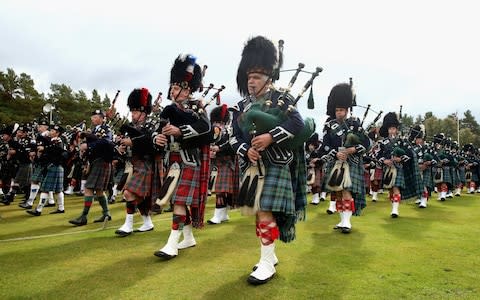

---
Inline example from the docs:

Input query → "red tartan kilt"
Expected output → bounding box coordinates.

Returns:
[169,153,200,207]
[313,168,324,188]
[124,158,153,197]
[372,167,383,181]
[364,170,371,187]
[214,157,235,194]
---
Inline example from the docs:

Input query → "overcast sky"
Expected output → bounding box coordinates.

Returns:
[2,0,479,128]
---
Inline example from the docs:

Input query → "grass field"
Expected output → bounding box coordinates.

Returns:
[1,191,479,300]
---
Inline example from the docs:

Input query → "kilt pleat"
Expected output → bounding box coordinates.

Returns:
[212,156,235,194]
[85,158,111,191]
[124,157,152,197]
[40,164,64,192]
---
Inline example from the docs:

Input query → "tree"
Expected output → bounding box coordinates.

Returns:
[0,68,22,100]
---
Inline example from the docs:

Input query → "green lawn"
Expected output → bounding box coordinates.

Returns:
[1,191,479,299]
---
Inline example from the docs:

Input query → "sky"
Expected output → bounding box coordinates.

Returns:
[1,0,480,129]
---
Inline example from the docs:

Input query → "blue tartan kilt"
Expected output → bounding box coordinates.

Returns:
[393,166,406,189]
[14,163,32,188]
[40,164,64,192]
[124,158,152,197]
[440,166,454,185]
[422,168,434,189]
[31,164,45,183]
[256,160,295,215]
[85,158,111,191]
[455,167,466,185]
[213,156,235,194]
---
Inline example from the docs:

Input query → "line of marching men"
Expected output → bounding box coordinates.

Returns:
[2,35,480,287]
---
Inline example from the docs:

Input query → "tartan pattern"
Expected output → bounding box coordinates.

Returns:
[456,167,466,184]
[401,155,424,200]
[124,157,152,197]
[40,164,64,192]
[212,155,236,194]
[422,167,434,189]
[30,163,45,183]
[372,167,383,181]
[168,153,200,207]
[312,167,324,189]
[256,159,295,216]
[85,158,112,191]
[151,154,164,201]
[112,166,125,184]
[14,163,32,188]
[440,166,454,185]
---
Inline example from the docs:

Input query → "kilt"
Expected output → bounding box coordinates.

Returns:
[371,167,383,181]
[401,156,424,200]
[113,166,126,184]
[213,155,235,194]
[169,153,200,207]
[455,167,466,185]
[124,157,152,197]
[363,170,371,189]
[422,168,434,189]
[312,167,324,189]
[40,164,64,192]
[31,163,45,183]
[384,164,405,189]
[440,166,454,185]
[151,154,165,201]
[14,163,32,188]
[85,158,111,191]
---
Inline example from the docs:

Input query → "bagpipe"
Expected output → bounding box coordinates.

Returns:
[237,62,321,150]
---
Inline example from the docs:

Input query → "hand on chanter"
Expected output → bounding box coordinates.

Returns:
[251,133,273,152]
[247,147,261,163]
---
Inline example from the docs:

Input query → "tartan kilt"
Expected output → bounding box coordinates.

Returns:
[213,156,235,194]
[256,159,295,215]
[31,163,45,183]
[113,166,126,184]
[85,158,111,191]
[312,167,324,189]
[441,166,454,185]
[169,153,200,207]
[422,168,434,189]
[325,159,365,195]
[14,163,32,188]
[124,157,152,197]
[40,164,64,192]
[364,170,371,188]
[151,154,165,201]
[455,167,466,185]
[371,167,383,181]
[401,157,424,200]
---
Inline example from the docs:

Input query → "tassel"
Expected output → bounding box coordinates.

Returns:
[307,85,314,109]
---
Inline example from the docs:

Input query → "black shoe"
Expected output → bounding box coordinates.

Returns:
[153,251,176,260]
[27,209,41,216]
[115,229,132,237]
[319,197,326,202]
[326,209,335,215]
[0,194,12,205]
[93,214,112,223]
[247,274,274,285]
[50,209,65,214]
[69,215,87,226]
[45,203,56,207]
[391,213,398,218]
[333,225,344,230]
[341,227,352,234]
[19,202,32,209]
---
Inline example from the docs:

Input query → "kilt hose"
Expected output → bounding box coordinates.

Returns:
[40,164,64,193]
[124,157,153,198]
[85,158,111,191]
